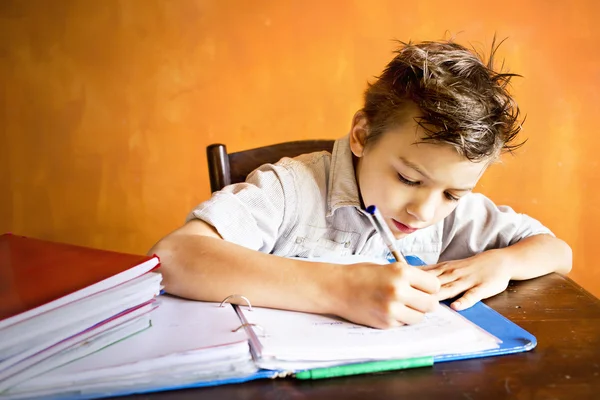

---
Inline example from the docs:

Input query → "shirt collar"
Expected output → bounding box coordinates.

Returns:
[326,134,363,217]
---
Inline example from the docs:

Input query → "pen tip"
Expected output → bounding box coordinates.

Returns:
[366,205,376,215]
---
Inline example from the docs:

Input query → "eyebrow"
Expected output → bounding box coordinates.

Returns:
[399,157,474,192]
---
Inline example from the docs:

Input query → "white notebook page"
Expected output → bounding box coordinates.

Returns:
[243,303,499,370]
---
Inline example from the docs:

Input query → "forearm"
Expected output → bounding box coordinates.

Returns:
[149,232,341,315]
[493,234,572,280]
[149,220,441,328]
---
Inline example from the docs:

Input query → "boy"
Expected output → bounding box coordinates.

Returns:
[149,39,572,329]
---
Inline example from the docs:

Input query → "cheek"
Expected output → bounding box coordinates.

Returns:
[356,160,394,201]
[373,183,412,213]
[360,177,400,208]
[433,202,460,222]
[359,180,384,207]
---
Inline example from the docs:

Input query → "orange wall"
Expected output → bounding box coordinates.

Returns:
[1,0,599,297]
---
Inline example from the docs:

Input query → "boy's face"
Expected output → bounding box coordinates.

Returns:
[350,107,489,239]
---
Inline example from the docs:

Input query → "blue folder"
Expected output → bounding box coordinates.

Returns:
[23,255,536,399]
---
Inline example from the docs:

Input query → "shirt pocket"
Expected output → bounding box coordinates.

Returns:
[292,225,360,258]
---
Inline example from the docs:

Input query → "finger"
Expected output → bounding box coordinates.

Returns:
[436,279,473,301]
[367,315,403,330]
[403,266,441,294]
[451,286,484,311]
[420,263,445,275]
[437,269,462,286]
[424,268,445,277]
[399,286,439,314]
[389,302,427,325]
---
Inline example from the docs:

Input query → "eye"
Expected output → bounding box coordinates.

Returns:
[397,173,420,186]
[444,192,460,202]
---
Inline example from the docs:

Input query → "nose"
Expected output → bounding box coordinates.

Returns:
[406,191,438,223]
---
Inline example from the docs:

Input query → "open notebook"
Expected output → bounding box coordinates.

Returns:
[3,256,537,399]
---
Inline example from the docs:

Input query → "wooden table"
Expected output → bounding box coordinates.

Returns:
[120,274,600,400]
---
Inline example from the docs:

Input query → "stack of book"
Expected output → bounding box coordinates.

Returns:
[0,234,162,393]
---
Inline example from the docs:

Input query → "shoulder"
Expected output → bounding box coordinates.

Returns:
[247,150,332,190]
[273,150,332,176]
[440,191,552,259]
[455,192,498,208]
[441,192,502,248]
[451,192,516,221]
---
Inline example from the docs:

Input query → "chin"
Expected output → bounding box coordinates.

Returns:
[393,231,411,240]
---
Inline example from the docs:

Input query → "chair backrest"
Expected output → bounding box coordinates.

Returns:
[207,140,335,192]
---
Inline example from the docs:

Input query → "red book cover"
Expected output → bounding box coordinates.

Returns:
[0,234,160,324]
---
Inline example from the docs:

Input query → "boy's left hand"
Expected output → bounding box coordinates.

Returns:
[421,250,512,311]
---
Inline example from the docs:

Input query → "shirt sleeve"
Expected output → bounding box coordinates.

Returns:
[439,193,554,262]
[186,163,294,253]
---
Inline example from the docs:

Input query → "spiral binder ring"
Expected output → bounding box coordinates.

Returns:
[219,294,253,311]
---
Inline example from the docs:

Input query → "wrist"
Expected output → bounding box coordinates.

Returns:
[288,258,347,316]
[477,248,517,280]
[314,262,350,317]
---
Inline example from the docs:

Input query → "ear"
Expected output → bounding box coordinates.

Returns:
[349,111,369,158]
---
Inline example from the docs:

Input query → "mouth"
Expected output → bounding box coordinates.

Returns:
[391,219,419,234]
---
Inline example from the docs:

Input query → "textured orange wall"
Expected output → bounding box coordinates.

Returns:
[1,0,599,297]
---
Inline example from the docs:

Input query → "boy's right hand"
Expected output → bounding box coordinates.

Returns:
[332,262,440,329]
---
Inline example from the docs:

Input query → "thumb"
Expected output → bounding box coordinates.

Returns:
[451,286,483,311]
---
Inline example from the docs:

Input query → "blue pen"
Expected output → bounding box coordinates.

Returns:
[365,205,407,264]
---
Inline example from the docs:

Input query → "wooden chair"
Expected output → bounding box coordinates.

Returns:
[207,140,335,192]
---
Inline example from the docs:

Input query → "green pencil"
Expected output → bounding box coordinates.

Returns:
[294,356,434,380]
